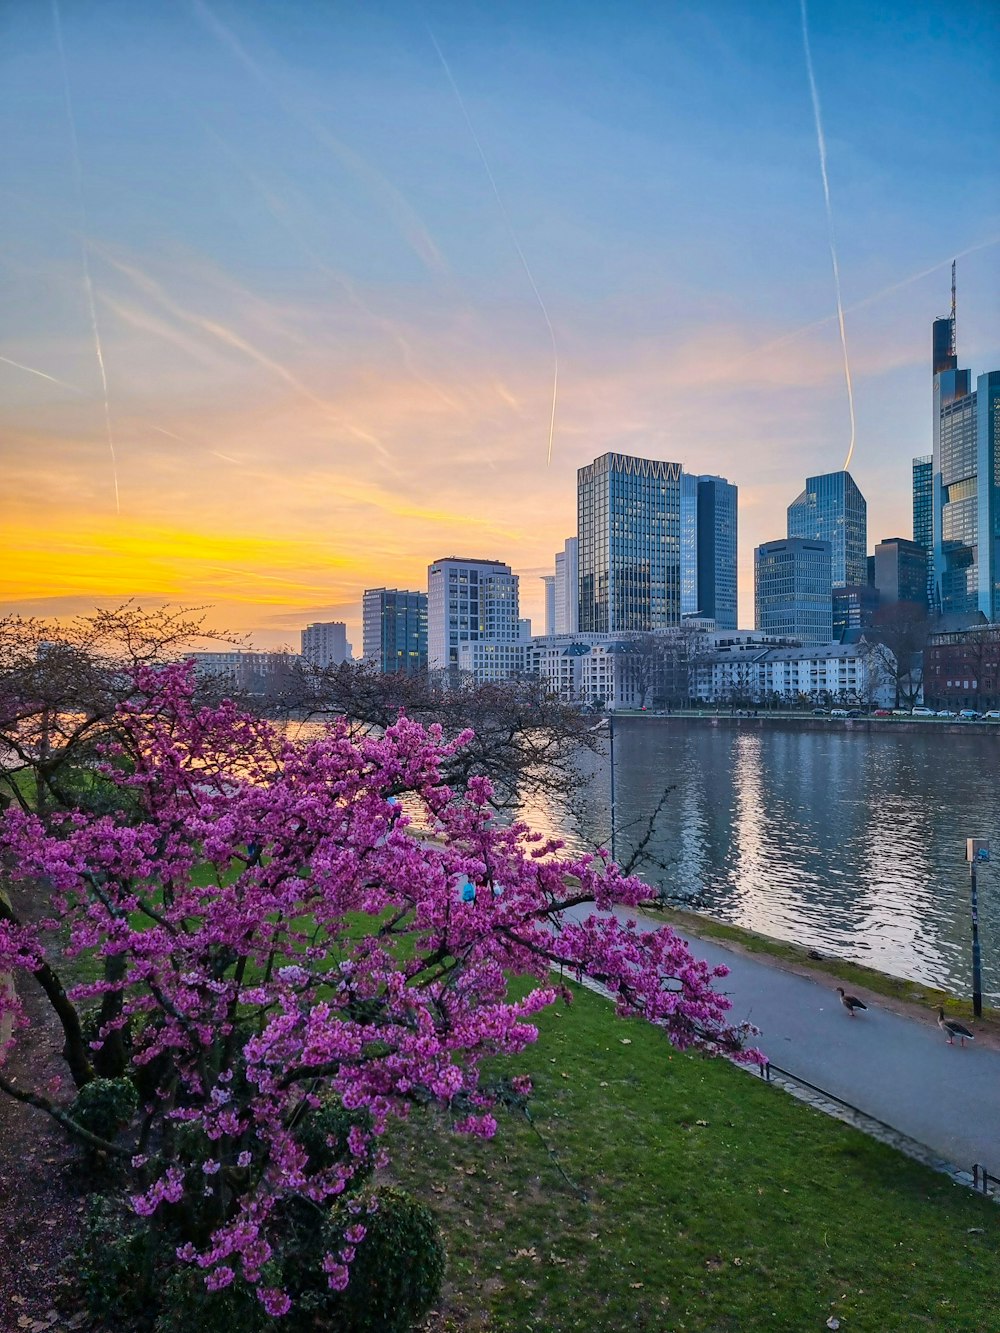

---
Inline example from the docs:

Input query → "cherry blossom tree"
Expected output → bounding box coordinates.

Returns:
[0,661,758,1317]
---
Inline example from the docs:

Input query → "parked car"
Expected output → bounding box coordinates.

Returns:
[873,708,892,718]
[811,708,827,716]
[911,706,936,717]
[959,709,979,720]
[936,709,957,718]
[891,709,910,716]
[830,708,849,718]
[984,710,1000,720]
[847,709,863,718]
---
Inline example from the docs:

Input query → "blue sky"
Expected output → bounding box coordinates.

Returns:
[2,0,998,644]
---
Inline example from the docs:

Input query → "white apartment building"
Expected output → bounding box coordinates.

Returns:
[554,537,579,635]
[300,622,352,669]
[692,641,894,707]
[427,557,519,673]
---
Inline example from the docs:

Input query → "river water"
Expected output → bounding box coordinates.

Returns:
[518,719,1000,1002]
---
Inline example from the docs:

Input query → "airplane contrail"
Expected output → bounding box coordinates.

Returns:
[0,353,85,393]
[426,25,560,465]
[52,0,120,513]
[800,0,855,473]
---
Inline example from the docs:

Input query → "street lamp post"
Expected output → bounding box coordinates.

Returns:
[609,711,616,864]
[966,838,990,1018]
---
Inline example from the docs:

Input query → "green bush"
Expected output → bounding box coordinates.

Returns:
[294,1186,446,1333]
[76,1194,157,1324]
[153,1268,272,1333]
[70,1075,139,1144]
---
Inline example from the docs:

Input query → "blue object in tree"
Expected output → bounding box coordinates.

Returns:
[459,880,476,903]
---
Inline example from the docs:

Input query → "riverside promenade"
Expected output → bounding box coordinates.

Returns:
[573,905,1000,1179]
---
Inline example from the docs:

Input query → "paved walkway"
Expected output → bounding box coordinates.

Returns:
[572,906,1000,1176]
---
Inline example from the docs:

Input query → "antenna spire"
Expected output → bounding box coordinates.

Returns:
[950,259,956,356]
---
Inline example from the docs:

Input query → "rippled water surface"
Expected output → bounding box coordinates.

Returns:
[519,719,1000,1001]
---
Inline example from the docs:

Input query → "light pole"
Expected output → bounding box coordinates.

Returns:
[609,711,616,864]
[966,838,990,1018]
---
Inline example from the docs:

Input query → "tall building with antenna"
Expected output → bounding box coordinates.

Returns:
[931,266,1000,619]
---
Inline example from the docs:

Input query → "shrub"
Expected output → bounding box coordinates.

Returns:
[76,1194,157,1324]
[302,1186,446,1333]
[70,1076,139,1144]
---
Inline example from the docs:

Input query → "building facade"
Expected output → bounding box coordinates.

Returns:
[541,575,556,636]
[755,538,833,643]
[427,557,519,673]
[924,625,1000,711]
[553,537,579,635]
[691,642,893,709]
[874,538,928,607]
[362,588,427,675]
[832,584,879,640]
[912,454,933,607]
[578,452,683,634]
[300,622,351,669]
[787,470,867,588]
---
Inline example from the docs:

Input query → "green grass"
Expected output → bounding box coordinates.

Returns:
[387,982,998,1333]
[643,904,1000,1029]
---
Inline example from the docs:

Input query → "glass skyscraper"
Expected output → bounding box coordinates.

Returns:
[755,538,833,643]
[787,471,867,588]
[362,589,427,675]
[577,452,682,633]
[695,475,738,629]
[912,454,933,608]
[933,361,1000,620]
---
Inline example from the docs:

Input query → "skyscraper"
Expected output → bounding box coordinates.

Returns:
[577,452,682,634]
[932,302,1000,619]
[695,475,738,629]
[362,588,427,675]
[553,537,579,635]
[912,454,933,608]
[427,557,519,672]
[540,575,556,636]
[874,538,928,607]
[787,471,867,588]
[755,538,833,643]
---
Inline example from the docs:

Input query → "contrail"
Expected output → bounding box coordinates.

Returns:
[801,0,855,473]
[426,25,560,465]
[52,0,120,512]
[0,353,85,393]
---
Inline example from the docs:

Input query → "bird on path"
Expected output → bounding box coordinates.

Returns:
[835,987,867,1018]
[938,1008,974,1047]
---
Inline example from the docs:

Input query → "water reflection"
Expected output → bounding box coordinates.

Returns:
[519,720,1000,1000]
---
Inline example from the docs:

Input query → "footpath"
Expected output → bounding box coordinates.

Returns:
[574,905,1000,1182]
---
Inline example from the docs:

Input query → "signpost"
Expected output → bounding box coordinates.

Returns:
[966,838,990,1018]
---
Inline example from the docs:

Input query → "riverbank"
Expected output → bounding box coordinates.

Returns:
[642,901,1000,1040]
[614,710,1000,737]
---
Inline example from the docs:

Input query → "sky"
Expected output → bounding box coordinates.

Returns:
[2,0,998,650]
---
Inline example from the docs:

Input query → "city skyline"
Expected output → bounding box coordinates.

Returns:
[2,1,998,649]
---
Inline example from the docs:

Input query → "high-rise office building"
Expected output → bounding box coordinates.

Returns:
[540,575,556,636]
[301,621,351,668]
[427,557,519,673]
[912,454,933,608]
[755,538,833,643]
[553,537,579,635]
[577,452,683,634]
[787,471,867,588]
[695,475,738,629]
[931,285,1000,619]
[874,538,928,607]
[680,474,738,628]
[362,589,427,675]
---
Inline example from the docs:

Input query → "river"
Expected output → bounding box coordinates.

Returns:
[518,718,1000,1002]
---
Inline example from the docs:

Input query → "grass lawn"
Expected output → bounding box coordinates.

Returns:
[388,982,998,1333]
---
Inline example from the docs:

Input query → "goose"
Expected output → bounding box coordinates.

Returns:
[938,1008,974,1047]
[835,987,867,1017]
